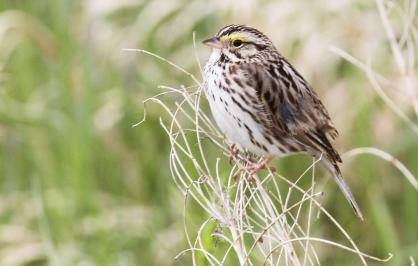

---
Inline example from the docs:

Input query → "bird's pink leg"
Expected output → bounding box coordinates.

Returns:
[228,143,239,163]
[244,156,274,175]
[228,147,275,177]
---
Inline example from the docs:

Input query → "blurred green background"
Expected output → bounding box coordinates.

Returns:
[0,0,417,265]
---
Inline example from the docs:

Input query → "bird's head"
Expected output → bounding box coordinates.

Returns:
[202,24,274,63]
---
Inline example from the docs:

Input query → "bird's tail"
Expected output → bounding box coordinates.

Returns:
[319,155,364,221]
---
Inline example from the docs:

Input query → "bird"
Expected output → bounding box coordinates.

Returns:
[202,24,363,220]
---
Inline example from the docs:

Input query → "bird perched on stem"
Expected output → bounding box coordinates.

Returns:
[202,24,363,220]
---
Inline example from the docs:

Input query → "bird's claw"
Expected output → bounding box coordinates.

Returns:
[234,156,274,177]
[244,159,269,175]
[228,144,239,164]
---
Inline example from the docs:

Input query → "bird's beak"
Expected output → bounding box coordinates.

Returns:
[202,37,223,49]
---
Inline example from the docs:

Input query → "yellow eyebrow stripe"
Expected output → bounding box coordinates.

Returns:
[220,34,248,43]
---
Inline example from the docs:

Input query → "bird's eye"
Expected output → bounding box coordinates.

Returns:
[232,39,243,47]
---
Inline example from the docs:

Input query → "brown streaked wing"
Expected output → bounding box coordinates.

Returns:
[239,63,341,161]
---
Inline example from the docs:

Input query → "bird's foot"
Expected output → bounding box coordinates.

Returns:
[243,156,274,175]
[228,144,239,163]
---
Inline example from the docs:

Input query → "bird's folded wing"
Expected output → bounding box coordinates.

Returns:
[240,62,341,162]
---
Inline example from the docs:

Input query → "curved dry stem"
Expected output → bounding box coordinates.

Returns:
[122,48,201,85]
[344,147,418,190]
[263,237,393,265]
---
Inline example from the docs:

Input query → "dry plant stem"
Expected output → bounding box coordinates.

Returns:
[376,0,406,73]
[237,165,308,264]
[332,0,418,127]
[264,186,321,265]
[182,189,197,265]
[263,237,393,265]
[303,159,316,266]
[162,103,220,216]
[366,61,418,133]
[168,93,252,264]
[328,46,390,86]
[194,87,213,180]
[329,47,418,133]
[193,31,204,79]
[344,147,418,190]
[397,0,416,49]
[243,191,323,264]
[272,171,370,266]
[251,175,301,265]
[410,256,416,266]
[222,156,296,263]
[122,48,201,85]
[195,218,219,265]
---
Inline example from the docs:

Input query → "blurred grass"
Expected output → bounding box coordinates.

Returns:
[0,0,417,265]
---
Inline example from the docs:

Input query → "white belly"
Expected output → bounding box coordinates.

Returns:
[204,57,283,156]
